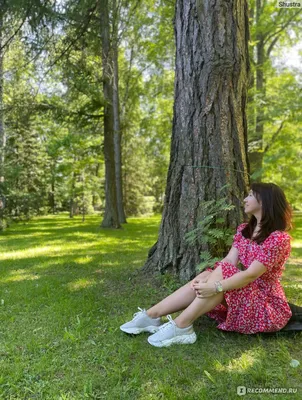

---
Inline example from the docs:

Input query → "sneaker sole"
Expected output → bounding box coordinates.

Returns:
[147,332,197,347]
[120,325,161,335]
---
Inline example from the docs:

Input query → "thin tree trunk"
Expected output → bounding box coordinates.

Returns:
[143,0,250,281]
[247,3,256,164]
[249,0,264,180]
[100,0,120,229]
[92,163,100,208]
[70,170,76,218]
[50,167,55,214]
[112,0,126,224]
[0,8,6,230]
[82,171,85,222]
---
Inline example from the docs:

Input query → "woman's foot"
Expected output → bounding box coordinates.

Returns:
[120,307,163,334]
[147,315,197,347]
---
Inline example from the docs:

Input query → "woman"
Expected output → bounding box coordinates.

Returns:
[120,183,293,347]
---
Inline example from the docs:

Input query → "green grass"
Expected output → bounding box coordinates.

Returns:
[0,212,301,399]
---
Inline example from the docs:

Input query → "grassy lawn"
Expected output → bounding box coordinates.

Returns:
[0,213,301,399]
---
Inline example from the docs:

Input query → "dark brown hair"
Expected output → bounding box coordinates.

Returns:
[241,183,293,244]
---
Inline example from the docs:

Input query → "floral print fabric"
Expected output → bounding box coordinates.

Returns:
[205,223,292,334]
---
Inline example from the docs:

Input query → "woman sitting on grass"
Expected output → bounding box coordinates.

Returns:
[120,183,294,347]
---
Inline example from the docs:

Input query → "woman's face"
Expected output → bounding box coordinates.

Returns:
[243,190,262,215]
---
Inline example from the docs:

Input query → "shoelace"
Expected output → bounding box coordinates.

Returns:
[132,307,146,320]
[156,314,176,332]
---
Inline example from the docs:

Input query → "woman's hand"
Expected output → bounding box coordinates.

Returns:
[192,281,217,298]
[190,270,211,290]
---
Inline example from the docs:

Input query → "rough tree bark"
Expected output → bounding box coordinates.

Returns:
[69,168,76,218]
[112,0,126,224]
[50,164,56,214]
[143,0,250,281]
[0,5,6,230]
[100,0,120,229]
[248,0,264,180]
[0,10,4,182]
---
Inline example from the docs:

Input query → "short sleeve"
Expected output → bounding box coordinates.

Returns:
[255,231,291,270]
[232,223,248,249]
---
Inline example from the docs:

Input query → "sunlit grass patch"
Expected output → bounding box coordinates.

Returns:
[67,278,97,291]
[0,269,40,283]
[221,349,260,372]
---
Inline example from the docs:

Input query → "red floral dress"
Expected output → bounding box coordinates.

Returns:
[206,223,292,334]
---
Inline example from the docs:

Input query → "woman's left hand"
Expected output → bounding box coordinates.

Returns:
[192,281,216,298]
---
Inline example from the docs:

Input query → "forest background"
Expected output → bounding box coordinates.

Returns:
[0,0,301,226]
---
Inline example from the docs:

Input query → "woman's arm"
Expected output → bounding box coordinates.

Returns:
[192,260,267,297]
[220,246,239,267]
[191,247,240,292]
[221,260,267,291]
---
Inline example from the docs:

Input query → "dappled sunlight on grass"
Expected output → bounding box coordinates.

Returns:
[0,269,40,283]
[287,259,302,266]
[215,349,260,372]
[74,256,94,264]
[0,232,53,239]
[67,278,97,292]
[0,242,100,261]
[284,283,302,289]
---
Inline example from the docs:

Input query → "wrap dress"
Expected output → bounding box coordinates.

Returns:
[206,223,292,334]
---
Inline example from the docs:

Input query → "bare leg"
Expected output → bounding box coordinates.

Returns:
[174,266,225,328]
[147,271,213,319]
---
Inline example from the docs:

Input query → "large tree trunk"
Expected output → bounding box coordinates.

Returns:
[100,0,120,229]
[112,0,126,224]
[143,0,250,281]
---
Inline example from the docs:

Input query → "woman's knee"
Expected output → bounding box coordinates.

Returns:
[206,265,223,282]
[196,270,212,279]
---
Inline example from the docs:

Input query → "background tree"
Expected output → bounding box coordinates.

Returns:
[0,1,5,228]
[248,0,301,179]
[100,0,120,228]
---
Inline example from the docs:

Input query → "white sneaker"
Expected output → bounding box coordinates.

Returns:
[120,307,163,334]
[147,315,197,347]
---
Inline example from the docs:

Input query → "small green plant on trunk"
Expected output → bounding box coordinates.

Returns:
[185,189,235,271]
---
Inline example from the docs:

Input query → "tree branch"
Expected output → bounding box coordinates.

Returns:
[44,4,98,74]
[117,0,142,44]
[264,120,286,153]
[263,10,301,47]
[37,102,104,119]
[266,35,279,58]
[3,102,103,120]
[3,31,57,77]
[0,7,32,51]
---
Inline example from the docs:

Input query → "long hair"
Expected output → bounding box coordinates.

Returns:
[241,183,293,244]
